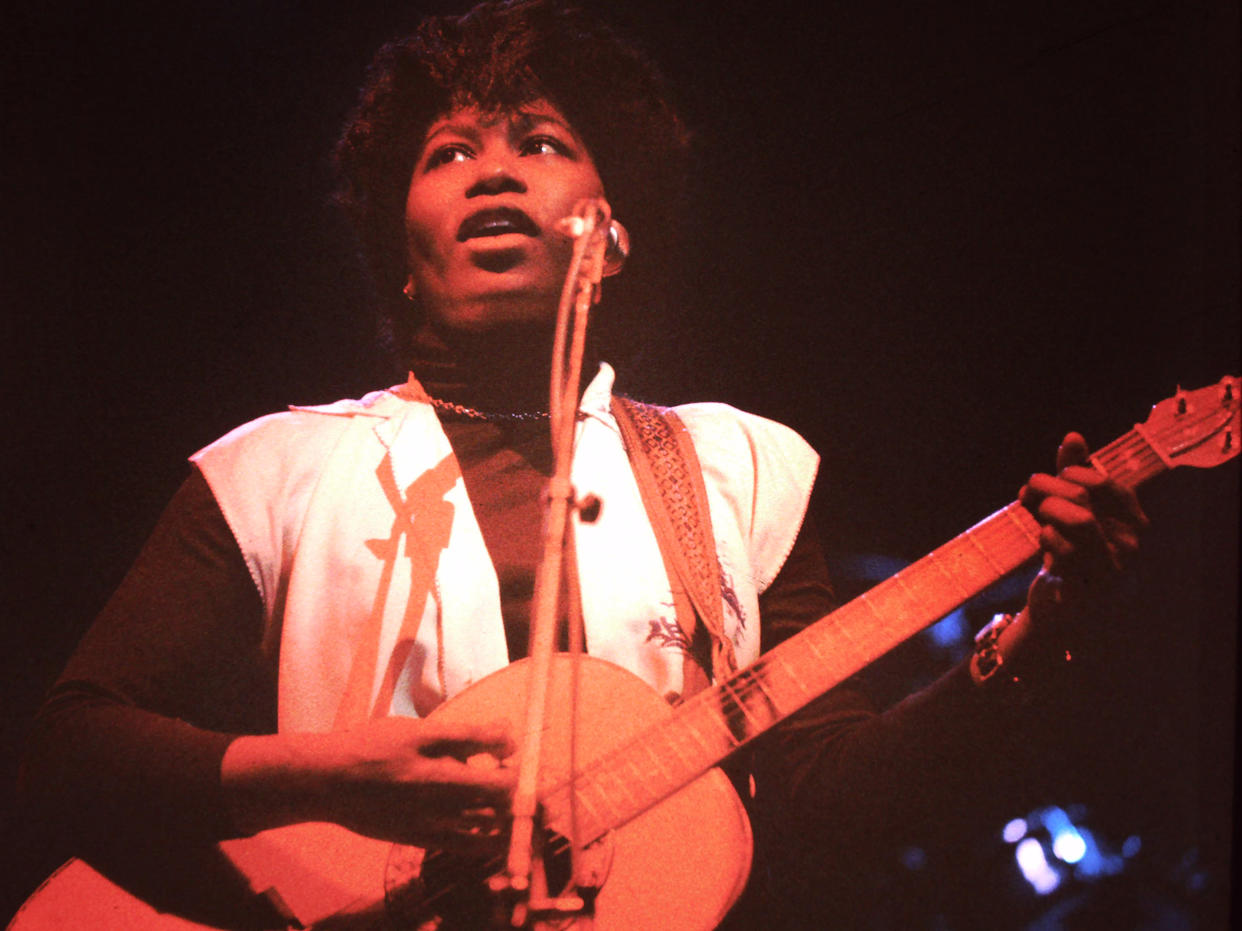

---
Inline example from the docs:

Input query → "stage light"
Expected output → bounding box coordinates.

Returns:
[1015,837,1061,895]
[1002,817,1028,843]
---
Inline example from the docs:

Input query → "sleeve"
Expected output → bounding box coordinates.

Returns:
[18,467,274,852]
[729,495,1062,928]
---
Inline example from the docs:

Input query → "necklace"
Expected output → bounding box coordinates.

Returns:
[428,396,549,422]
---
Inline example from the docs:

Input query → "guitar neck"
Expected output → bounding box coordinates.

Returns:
[546,423,1173,841]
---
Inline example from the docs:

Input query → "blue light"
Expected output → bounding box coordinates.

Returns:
[926,609,968,648]
[900,846,927,870]
[1002,817,1028,843]
[1052,826,1087,864]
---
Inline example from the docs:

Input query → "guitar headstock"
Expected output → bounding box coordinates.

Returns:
[1140,376,1240,470]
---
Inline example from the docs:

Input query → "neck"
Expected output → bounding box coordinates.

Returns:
[409,321,595,415]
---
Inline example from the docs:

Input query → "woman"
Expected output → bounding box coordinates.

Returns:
[18,2,1146,927]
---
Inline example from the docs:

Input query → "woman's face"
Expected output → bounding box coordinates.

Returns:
[404,99,605,333]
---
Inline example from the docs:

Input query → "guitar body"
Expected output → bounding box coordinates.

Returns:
[9,656,753,931]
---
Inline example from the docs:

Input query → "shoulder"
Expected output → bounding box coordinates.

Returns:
[190,387,408,473]
[669,402,820,590]
[672,400,815,449]
[189,386,420,531]
[186,387,419,604]
[672,401,819,483]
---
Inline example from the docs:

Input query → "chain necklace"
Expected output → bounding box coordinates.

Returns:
[428,396,549,422]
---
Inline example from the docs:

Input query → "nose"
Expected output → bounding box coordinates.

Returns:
[466,161,527,198]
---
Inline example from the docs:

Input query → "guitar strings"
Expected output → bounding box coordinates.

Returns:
[534,396,1237,842]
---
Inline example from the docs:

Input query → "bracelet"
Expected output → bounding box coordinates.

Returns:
[969,612,1016,686]
[969,610,1076,691]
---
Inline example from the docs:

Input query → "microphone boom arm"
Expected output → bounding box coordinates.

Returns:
[500,198,614,928]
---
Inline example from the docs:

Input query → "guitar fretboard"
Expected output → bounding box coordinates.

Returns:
[543,421,1175,842]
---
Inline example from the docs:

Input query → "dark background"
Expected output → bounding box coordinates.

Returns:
[4,0,1238,926]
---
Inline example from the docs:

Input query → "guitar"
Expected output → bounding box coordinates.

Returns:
[10,377,1239,931]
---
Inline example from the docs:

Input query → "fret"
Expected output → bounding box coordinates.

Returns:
[769,653,813,698]
[967,516,1015,563]
[635,739,672,784]
[594,766,641,818]
[891,571,940,624]
[671,695,736,758]
[750,660,799,710]
[621,758,662,805]
[789,630,849,690]
[719,679,764,735]
[697,695,745,749]
[678,722,717,763]
[557,785,606,844]
[855,587,915,644]
[739,667,783,718]
[962,525,1010,576]
[565,742,676,836]
[659,729,699,771]
[801,632,827,660]
[1000,502,1042,549]
[690,705,735,759]
[924,547,975,600]
[856,590,886,626]
[571,809,606,846]
[816,613,871,669]
[570,775,616,828]
[933,537,993,585]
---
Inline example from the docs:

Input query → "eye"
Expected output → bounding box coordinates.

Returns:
[424,143,473,169]
[521,135,571,157]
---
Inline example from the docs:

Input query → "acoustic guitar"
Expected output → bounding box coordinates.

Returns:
[10,377,1239,931]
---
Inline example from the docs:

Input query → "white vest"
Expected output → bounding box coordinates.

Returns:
[192,365,818,733]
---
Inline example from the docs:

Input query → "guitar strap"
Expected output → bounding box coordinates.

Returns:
[611,397,737,696]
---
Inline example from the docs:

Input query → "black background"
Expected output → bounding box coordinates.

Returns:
[4,0,1238,925]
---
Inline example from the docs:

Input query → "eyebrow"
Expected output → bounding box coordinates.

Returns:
[509,110,573,136]
[421,121,481,149]
[421,109,577,150]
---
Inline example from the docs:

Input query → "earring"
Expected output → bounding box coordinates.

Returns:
[402,277,417,302]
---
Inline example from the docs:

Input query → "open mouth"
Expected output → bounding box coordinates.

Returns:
[457,207,540,242]
[472,247,525,273]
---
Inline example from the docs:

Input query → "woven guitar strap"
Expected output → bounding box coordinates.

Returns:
[611,397,737,694]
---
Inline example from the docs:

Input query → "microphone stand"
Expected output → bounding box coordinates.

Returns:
[495,198,612,929]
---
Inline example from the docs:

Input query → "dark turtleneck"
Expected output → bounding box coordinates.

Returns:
[409,320,598,418]
[409,321,594,658]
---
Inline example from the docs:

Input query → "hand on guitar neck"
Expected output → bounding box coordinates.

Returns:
[991,431,1150,683]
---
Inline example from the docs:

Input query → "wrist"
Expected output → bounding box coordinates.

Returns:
[969,611,1018,687]
[969,607,1073,692]
[221,732,337,835]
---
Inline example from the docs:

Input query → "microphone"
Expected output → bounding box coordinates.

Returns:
[602,219,629,277]
[558,202,629,277]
